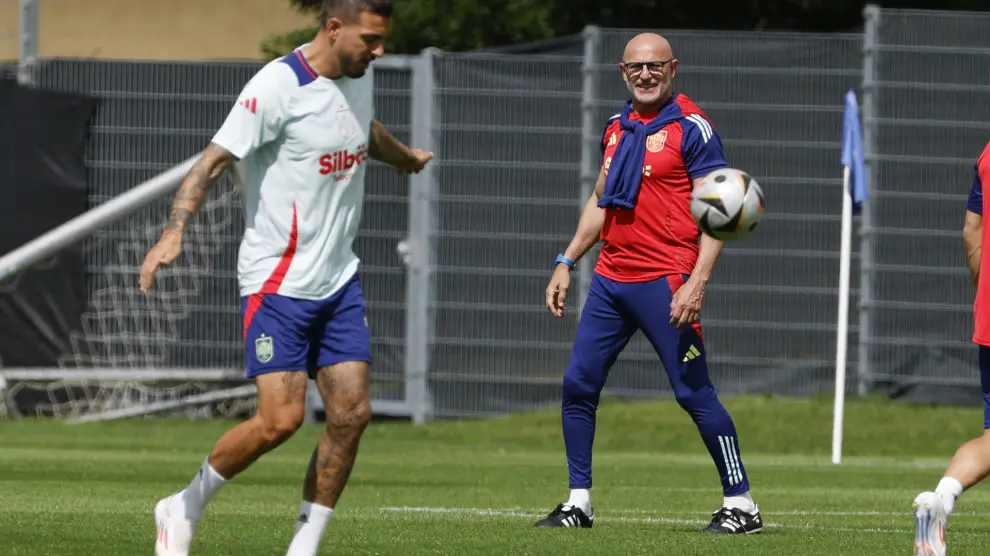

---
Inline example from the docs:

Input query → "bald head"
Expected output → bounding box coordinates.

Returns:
[619,33,678,111]
[622,33,673,63]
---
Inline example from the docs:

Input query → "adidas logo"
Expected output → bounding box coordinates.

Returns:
[239,97,258,114]
[682,344,701,362]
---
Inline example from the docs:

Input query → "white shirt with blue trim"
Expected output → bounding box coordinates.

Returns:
[212,45,375,300]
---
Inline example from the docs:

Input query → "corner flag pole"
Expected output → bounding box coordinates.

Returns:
[833,89,868,465]
[833,164,853,465]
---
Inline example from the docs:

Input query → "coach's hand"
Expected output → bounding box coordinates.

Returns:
[670,278,705,329]
[139,231,183,293]
[546,265,571,318]
[395,149,434,175]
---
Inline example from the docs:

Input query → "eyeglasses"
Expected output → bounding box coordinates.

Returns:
[621,60,672,75]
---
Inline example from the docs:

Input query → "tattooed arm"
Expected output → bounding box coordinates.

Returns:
[164,144,234,232]
[139,144,234,292]
[368,119,433,174]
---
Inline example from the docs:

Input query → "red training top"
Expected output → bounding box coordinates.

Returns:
[968,140,990,345]
[595,93,728,283]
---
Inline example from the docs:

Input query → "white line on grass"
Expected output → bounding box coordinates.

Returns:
[605,508,990,518]
[472,452,956,471]
[378,506,985,536]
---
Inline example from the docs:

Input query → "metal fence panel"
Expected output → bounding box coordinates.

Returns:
[865,8,990,389]
[425,52,586,416]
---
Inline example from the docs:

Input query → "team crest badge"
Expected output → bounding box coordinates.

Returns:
[255,334,274,363]
[646,130,667,153]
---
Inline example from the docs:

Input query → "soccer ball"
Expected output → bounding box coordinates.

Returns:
[690,168,765,242]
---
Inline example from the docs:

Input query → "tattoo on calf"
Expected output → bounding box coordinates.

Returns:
[314,428,359,506]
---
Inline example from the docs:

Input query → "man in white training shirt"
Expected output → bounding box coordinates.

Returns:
[138,1,432,555]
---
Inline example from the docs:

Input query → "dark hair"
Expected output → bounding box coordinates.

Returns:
[289,0,392,26]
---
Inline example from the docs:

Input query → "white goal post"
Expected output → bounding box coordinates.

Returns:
[0,367,413,423]
[0,156,197,281]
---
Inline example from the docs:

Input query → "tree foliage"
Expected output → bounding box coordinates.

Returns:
[261,0,554,60]
[261,26,321,61]
[261,0,990,59]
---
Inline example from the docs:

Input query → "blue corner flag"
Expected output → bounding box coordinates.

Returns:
[842,89,868,214]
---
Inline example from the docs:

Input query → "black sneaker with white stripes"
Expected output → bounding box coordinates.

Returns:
[700,506,763,534]
[534,503,594,528]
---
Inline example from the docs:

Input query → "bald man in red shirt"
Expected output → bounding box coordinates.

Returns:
[536,33,762,534]
[912,139,990,556]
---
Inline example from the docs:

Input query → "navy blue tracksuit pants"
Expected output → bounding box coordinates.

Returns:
[562,272,751,496]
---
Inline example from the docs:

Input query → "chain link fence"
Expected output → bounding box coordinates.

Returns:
[861,8,990,400]
[425,52,585,415]
[2,6,987,420]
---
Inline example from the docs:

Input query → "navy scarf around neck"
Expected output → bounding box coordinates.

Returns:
[598,94,685,210]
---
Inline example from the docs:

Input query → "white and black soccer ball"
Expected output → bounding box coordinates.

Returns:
[690,168,765,242]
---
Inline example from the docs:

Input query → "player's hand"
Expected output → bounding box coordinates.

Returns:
[546,265,571,318]
[670,277,705,329]
[395,149,434,175]
[139,231,183,293]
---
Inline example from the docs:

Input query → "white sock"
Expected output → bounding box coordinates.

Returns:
[175,457,227,521]
[566,489,591,514]
[723,491,757,513]
[936,476,964,515]
[286,501,334,556]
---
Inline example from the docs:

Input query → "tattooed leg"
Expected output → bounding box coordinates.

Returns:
[207,371,309,479]
[285,363,370,555]
[303,361,373,508]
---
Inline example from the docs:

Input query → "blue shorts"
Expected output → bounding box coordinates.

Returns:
[981,346,990,429]
[241,274,371,379]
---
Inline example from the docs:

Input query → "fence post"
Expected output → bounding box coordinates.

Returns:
[405,47,438,424]
[17,0,38,85]
[577,25,601,317]
[858,4,881,397]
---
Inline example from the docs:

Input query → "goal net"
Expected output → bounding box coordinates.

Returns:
[0,173,259,421]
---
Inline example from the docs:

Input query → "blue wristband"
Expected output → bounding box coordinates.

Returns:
[555,253,575,269]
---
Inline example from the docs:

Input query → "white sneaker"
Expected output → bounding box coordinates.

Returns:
[155,494,196,556]
[913,491,947,556]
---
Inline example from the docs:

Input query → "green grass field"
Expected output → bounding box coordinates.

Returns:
[2,395,988,555]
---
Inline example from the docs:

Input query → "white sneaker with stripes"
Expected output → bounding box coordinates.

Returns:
[913,491,947,556]
[154,494,197,556]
